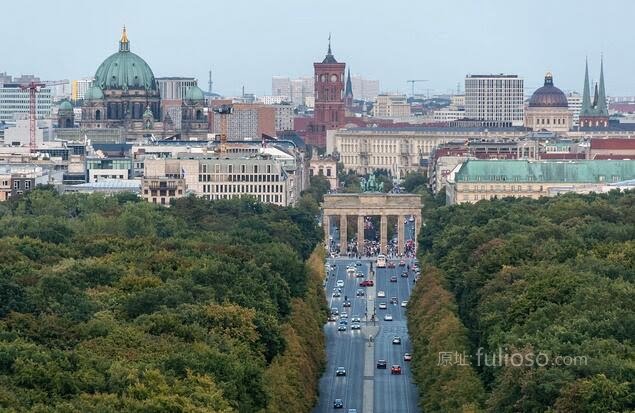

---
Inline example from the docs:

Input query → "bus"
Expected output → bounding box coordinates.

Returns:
[376,254,387,268]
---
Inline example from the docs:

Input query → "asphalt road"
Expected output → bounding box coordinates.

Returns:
[314,221,420,413]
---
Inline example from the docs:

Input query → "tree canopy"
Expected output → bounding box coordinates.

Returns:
[0,189,326,412]
[410,190,635,412]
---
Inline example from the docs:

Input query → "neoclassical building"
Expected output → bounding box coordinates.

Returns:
[524,73,572,132]
[81,28,208,140]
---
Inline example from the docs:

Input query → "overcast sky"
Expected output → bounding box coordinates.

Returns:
[2,0,634,97]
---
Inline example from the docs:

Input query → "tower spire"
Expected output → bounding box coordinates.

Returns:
[580,57,591,116]
[345,68,353,97]
[119,26,130,52]
[328,32,332,55]
[597,54,608,115]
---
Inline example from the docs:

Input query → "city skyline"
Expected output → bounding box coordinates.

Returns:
[2,0,635,97]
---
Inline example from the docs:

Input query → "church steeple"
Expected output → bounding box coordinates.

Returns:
[119,26,130,52]
[597,55,608,116]
[345,68,353,98]
[580,58,591,116]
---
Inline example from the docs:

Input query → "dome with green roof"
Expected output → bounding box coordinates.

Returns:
[84,85,104,101]
[93,27,157,92]
[185,85,205,102]
[59,100,73,111]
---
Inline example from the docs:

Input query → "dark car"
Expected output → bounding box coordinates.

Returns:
[355,261,362,266]
[334,398,344,408]
[356,289,365,297]
[390,275,398,282]
[342,300,352,307]
[401,271,409,278]
[376,360,387,369]
[335,367,346,376]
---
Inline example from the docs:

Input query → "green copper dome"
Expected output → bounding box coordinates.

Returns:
[93,27,157,92]
[84,85,104,100]
[59,100,73,111]
[185,85,205,102]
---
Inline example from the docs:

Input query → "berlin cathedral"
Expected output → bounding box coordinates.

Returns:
[80,28,209,140]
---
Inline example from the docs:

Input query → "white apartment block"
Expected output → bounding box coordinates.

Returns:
[272,76,291,99]
[259,95,288,105]
[567,92,582,126]
[372,94,411,119]
[71,78,93,101]
[465,74,524,127]
[0,84,52,122]
[272,76,314,107]
[351,76,380,101]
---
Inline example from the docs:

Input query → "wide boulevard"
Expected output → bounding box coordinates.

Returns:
[313,224,420,413]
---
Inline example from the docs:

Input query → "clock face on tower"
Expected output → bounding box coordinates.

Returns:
[321,74,327,82]
[330,74,338,82]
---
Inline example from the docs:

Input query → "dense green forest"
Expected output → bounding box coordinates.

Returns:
[0,189,327,412]
[409,190,634,412]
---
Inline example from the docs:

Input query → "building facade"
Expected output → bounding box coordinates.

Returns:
[446,159,635,205]
[143,156,291,206]
[372,94,410,119]
[329,126,528,177]
[0,83,52,122]
[273,103,294,132]
[351,75,380,102]
[209,102,275,141]
[465,74,524,127]
[157,77,198,100]
[309,157,338,190]
[524,73,572,132]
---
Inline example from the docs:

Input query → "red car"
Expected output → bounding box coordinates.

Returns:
[359,279,374,287]
[391,365,402,375]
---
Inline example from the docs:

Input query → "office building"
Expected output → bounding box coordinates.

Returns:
[272,76,291,99]
[567,92,582,126]
[156,77,198,100]
[351,75,380,102]
[465,74,524,127]
[0,83,52,122]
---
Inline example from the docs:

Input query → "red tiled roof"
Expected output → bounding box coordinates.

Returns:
[590,138,635,149]
[541,153,586,159]
[593,154,634,160]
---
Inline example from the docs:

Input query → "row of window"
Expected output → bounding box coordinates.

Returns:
[200,164,273,174]
[201,183,283,194]
[198,173,280,183]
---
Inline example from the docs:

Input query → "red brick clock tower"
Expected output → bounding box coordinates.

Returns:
[309,36,346,147]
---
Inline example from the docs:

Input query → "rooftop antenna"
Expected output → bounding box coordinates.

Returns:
[208,69,213,94]
[242,85,245,97]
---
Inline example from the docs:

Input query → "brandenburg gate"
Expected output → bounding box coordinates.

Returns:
[322,194,422,254]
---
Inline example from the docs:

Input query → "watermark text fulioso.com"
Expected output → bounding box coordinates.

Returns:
[438,348,588,367]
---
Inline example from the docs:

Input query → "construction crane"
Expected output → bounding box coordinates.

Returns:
[213,104,233,155]
[406,79,428,97]
[19,82,45,152]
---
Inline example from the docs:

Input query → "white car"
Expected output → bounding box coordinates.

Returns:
[384,314,393,321]
[401,300,408,307]
[377,290,386,298]
[378,302,387,310]
[337,280,344,288]
[340,312,348,319]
